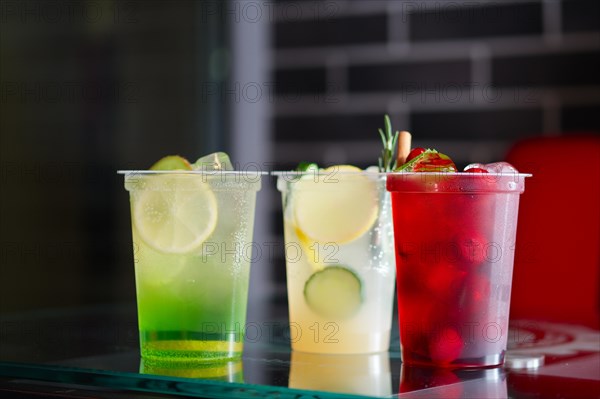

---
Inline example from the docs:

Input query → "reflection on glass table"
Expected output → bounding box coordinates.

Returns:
[140,358,244,383]
[399,366,506,398]
[1,304,599,398]
[289,351,391,397]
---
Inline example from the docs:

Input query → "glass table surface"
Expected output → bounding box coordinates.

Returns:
[1,303,599,398]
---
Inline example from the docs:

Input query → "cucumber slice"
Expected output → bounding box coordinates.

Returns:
[295,162,318,172]
[303,266,363,319]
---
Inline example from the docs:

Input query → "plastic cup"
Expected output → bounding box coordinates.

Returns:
[276,170,396,354]
[387,172,530,367]
[121,171,261,363]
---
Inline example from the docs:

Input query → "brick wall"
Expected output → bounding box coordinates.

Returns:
[268,0,600,287]
[272,0,600,169]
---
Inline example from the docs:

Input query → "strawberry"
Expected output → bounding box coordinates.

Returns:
[406,147,426,163]
[396,149,457,173]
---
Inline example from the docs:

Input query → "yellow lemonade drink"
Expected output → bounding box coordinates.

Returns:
[123,170,261,362]
[277,166,396,354]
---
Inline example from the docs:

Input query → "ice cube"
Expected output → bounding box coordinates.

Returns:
[483,162,519,174]
[192,152,234,171]
[464,163,487,172]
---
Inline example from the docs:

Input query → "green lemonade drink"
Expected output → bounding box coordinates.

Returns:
[122,155,261,363]
[276,166,396,354]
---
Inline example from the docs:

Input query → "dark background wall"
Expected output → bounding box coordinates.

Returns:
[0,0,230,311]
[1,0,599,312]
[268,0,600,287]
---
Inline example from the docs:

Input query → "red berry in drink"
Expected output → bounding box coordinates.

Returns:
[428,327,463,364]
[452,229,488,268]
[425,261,467,299]
[465,167,488,173]
[406,147,426,163]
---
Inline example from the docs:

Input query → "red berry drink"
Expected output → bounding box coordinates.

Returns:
[387,171,529,367]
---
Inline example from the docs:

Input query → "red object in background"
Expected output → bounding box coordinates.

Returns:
[506,134,600,329]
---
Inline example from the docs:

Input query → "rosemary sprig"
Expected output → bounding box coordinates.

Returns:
[377,114,399,172]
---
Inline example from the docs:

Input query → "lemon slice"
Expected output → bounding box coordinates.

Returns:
[293,165,379,244]
[133,175,217,254]
[294,225,325,271]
